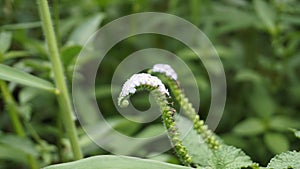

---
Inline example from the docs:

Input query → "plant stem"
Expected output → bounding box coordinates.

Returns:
[119,85,193,166]
[0,81,39,169]
[148,71,220,150]
[0,81,24,136]
[37,0,83,160]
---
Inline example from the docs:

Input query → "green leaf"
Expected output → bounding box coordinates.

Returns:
[235,70,261,84]
[254,0,277,35]
[209,145,256,169]
[0,134,38,157]
[209,4,258,34]
[267,151,300,169]
[3,50,31,60]
[264,133,289,154]
[233,118,265,136]
[69,13,105,45]
[249,85,275,118]
[292,129,300,139]
[60,45,82,66]
[0,21,41,30]
[0,144,28,164]
[0,31,12,54]
[0,64,55,91]
[43,155,192,169]
[176,115,213,166]
[269,116,299,132]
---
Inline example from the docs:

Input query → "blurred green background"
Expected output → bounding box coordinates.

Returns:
[0,0,300,168]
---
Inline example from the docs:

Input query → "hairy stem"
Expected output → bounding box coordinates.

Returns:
[149,71,220,150]
[37,0,82,160]
[119,84,193,166]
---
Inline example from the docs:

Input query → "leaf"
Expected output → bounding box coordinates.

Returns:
[269,116,299,132]
[0,31,12,54]
[176,115,213,166]
[235,70,261,84]
[267,151,300,169]
[249,85,275,118]
[3,50,31,60]
[0,144,28,164]
[264,133,289,154]
[0,134,38,157]
[254,0,277,34]
[209,145,256,169]
[209,4,258,34]
[68,13,105,45]
[292,129,300,139]
[43,155,192,169]
[233,118,265,136]
[0,64,54,91]
[60,45,82,66]
[0,21,41,30]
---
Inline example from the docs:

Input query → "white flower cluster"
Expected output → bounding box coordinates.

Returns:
[152,64,178,80]
[119,73,169,97]
[118,73,169,106]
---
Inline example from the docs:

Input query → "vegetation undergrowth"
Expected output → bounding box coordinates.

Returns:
[0,0,300,169]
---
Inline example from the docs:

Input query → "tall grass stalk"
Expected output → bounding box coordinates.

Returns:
[37,0,83,160]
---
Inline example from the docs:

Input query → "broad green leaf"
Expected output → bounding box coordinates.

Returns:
[0,31,12,54]
[269,116,299,131]
[267,151,300,169]
[264,133,289,154]
[233,118,265,136]
[69,13,105,45]
[43,155,192,169]
[0,144,28,164]
[0,134,38,156]
[176,115,213,166]
[209,145,256,169]
[0,64,54,91]
[254,0,277,34]
[249,85,275,118]
[61,45,81,66]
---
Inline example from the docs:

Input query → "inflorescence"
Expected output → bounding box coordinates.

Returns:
[118,73,169,107]
[117,64,220,166]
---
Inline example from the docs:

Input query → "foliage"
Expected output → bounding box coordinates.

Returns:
[0,0,300,169]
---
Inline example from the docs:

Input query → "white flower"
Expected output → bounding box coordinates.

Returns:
[118,73,169,107]
[152,64,178,80]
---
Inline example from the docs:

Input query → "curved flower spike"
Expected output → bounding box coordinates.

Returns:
[149,64,220,150]
[118,73,169,107]
[152,64,178,80]
[118,73,192,166]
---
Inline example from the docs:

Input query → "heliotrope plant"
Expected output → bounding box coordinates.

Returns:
[115,64,300,169]
[44,64,300,169]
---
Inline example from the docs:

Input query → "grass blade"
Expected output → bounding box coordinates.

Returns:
[0,64,55,91]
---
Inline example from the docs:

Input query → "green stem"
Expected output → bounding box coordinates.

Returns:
[190,0,200,25]
[149,72,220,150]
[119,85,193,166]
[37,0,83,160]
[0,81,39,169]
[152,90,193,166]
[0,81,24,136]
